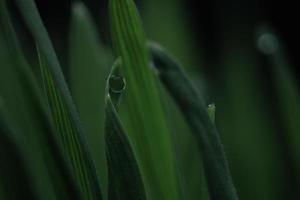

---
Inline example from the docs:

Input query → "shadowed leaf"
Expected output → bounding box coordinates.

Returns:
[149,42,238,200]
[69,3,112,196]
[105,61,146,200]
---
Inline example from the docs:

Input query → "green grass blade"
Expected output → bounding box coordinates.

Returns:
[109,0,180,199]
[149,43,238,200]
[0,1,84,198]
[69,3,112,196]
[12,0,101,198]
[105,97,147,200]
[105,66,146,199]
[37,48,102,199]
[157,82,209,200]
[13,0,103,197]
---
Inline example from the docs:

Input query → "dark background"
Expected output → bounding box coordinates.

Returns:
[32,0,299,76]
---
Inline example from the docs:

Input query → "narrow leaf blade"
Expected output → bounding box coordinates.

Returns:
[13,0,102,197]
[37,49,101,199]
[105,61,146,200]
[109,0,181,199]
[150,43,238,200]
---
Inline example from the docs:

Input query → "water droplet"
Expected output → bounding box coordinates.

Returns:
[109,75,126,94]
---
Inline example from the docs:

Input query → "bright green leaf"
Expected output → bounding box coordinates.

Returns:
[109,0,181,199]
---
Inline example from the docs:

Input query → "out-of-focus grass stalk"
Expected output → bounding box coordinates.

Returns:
[142,0,202,74]
[69,3,112,197]
[257,28,300,181]
[217,41,284,200]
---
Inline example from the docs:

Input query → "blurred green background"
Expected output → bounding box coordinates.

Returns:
[2,0,300,199]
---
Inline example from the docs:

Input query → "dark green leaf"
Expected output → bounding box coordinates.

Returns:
[37,48,101,199]
[12,0,102,198]
[149,42,238,200]
[0,1,83,199]
[105,79,146,199]
[105,61,146,200]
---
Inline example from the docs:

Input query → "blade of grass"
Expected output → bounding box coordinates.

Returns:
[105,62,146,200]
[37,48,101,199]
[69,3,112,197]
[105,97,147,200]
[109,0,181,199]
[0,34,57,200]
[157,81,209,200]
[12,0,102,197]
[0,1,83,198]
[149,42,238,200]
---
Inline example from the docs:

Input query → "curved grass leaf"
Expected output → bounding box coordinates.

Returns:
[37,48,101,199]
[157,81,209,200]
[0,1,84,199]
[109,0,180,199]
[149,43,238,200]
[105,97,147,200]
[69,3,112,197]
[13,0,102,197]
[0,2,85,199]
[105,64,146,199]
[0,27,55,200]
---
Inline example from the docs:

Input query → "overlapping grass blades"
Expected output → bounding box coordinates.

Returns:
[11,0,102,198]
[149,43,238,200]
[109,0,180,199]
[69,3,111,196]
[37,48,101,199]
[105,62,147,200]
[156,81,208,200]
[0,30,58,200]
[0,1,82,199]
